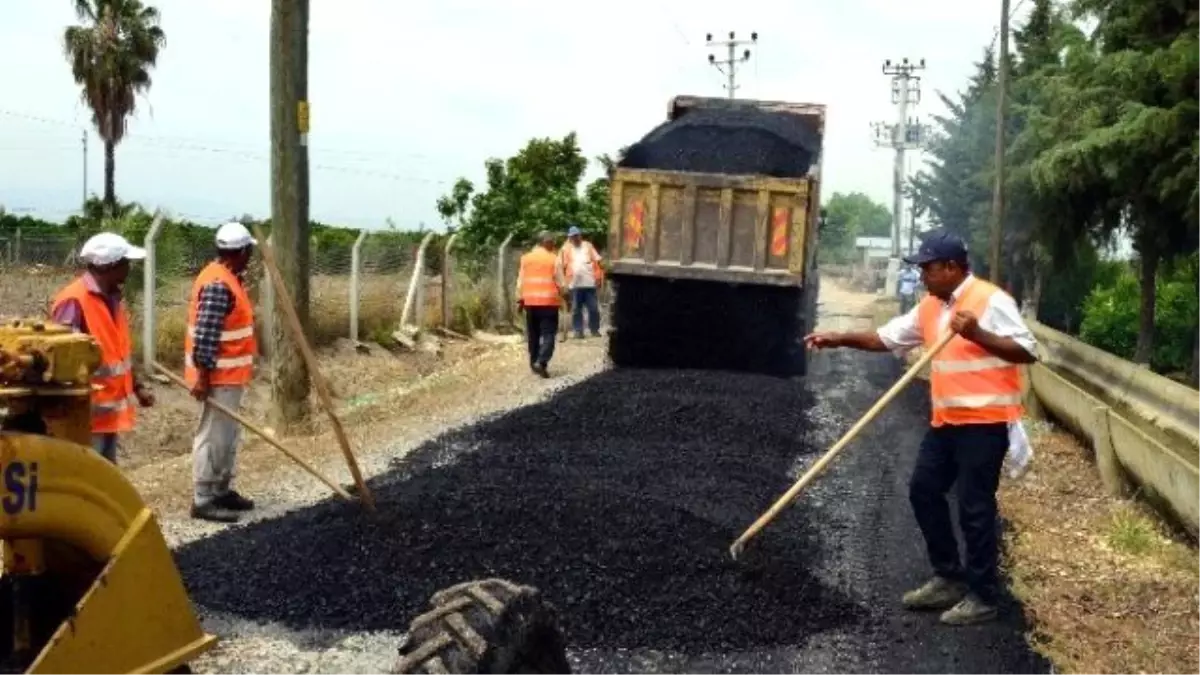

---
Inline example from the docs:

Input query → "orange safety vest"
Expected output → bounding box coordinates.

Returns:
[918,277,1024,427]
[560,242,604,286]
[50,278,136,434]
[518,247,562,308]
[184,261,257,387]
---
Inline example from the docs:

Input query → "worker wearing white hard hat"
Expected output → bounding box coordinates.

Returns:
[182,221,260,523]
[49,232,156,463]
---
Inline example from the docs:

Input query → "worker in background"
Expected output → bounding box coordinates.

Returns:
[183,221,259,523]
[50,232,155,463]
[517,230,565,378]
[897,264,921,314]
[803,228,1037,626]
[558,225,604,339]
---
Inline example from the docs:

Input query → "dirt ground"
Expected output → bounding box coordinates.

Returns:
[121,336,487,470]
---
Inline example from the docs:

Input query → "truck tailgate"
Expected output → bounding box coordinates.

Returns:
[607,168,816,287]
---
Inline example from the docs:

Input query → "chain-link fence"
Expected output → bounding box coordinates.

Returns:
[0,226,611,376]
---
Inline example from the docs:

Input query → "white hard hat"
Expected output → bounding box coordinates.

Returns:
[215,221,257,250]
[79,232,146,266]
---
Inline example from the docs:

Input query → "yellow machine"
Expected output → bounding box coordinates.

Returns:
[0,318,216,673]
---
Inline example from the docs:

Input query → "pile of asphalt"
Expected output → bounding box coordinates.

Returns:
[618,107,820,178]
[607,275,807,377]
[175,368,864,652]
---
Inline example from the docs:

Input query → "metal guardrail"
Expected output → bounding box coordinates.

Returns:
[1027,319,1199,537]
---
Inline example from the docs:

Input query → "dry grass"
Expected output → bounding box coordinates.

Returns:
[1000,420,1200,674]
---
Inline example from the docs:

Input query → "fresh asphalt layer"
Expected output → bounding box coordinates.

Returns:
[175,349,1050,674]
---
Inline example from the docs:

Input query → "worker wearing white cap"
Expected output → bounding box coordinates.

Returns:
[183,221,259,523]
[49,232,156,463]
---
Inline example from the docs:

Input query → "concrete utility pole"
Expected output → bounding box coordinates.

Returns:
[269,0,312,428]
[988,0,1011,286]
[871,57,928,296]
[706,31,757,98]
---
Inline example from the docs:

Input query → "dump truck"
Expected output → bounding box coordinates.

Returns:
[605,94,825,377]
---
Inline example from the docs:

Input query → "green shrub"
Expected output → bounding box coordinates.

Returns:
[1079,254,1198,375]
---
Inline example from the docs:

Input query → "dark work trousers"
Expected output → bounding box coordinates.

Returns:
[571,287,600,336]
[524,306,559,367]
[908,422,1009,603]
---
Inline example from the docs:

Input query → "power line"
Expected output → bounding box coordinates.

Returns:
[0,108,439,161]
[705,31,758,98]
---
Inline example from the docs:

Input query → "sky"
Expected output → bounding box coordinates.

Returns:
[0,0,1024,231]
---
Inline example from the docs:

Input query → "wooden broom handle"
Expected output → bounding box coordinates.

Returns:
[729,330,958,559]
[153,362,353,501]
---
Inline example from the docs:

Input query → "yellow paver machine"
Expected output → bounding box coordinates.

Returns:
[0,318,215,673]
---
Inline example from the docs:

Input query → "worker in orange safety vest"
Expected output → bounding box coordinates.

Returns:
[183,221,259,523]
[557,225,604,339]
[517,230,566,378]
[50,232,155,464]
[803,228,1037,626]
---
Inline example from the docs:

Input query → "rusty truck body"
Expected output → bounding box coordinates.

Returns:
[605,95,826,377]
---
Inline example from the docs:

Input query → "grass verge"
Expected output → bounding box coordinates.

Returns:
[1000,420,1199,674]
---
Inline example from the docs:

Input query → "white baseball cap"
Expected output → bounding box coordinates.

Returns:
[215,221,258,250]
[79,232,147,266]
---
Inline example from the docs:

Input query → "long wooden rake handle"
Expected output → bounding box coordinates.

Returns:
[154,362,354,502]
[252,224,377,511]
[728,330,958,560]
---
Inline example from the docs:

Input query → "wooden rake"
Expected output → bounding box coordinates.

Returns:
[728,330,958,560]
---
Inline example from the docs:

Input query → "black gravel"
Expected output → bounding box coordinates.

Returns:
[175,351,1049,673]
[618,107,821,178]
[608,275,807,377]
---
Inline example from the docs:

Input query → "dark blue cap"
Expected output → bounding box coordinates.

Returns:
[903,228,968,265]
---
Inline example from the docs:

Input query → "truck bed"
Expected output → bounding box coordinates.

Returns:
[606,167,817,287]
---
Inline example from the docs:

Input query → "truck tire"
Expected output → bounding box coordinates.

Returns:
[392,579,571,675]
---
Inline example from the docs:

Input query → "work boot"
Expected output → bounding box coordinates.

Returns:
[939,594,998,625]
[190,502,240,523]
[214,489,255,512]
[533,362,550,378]
[901,576,967,610]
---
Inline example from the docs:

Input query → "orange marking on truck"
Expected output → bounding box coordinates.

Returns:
[770,207,789,257]
[625,199,646,250]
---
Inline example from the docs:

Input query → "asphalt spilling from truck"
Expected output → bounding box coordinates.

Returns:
[175,350,1049,673]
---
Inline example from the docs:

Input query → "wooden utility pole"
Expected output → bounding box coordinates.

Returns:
[988,0,1011,284]
[269,0,312,428]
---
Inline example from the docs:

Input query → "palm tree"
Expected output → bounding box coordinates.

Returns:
[63,0,165,216]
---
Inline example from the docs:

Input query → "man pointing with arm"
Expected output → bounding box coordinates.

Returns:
[805,228,1037,626]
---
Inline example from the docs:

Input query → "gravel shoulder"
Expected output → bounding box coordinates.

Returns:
[162,279,1046,674]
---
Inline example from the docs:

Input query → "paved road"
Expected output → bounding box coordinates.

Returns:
[176,348,1049,674]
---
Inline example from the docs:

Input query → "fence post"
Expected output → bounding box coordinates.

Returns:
[441,232,460,328]
[12,228,20,265]
[349,230,368,342]
[496,233,515,326]
[400,232,435,330]
[141,210,166,372]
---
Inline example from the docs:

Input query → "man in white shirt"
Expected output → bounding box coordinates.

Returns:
[804,228,1037,626]
[898,264,921,313]
[559,226,604,338]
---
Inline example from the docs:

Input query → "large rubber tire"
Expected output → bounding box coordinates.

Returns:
[392,578,571,675]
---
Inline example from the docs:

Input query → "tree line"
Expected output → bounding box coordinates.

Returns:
[908,0,1197,381]
[0,198,431,278]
